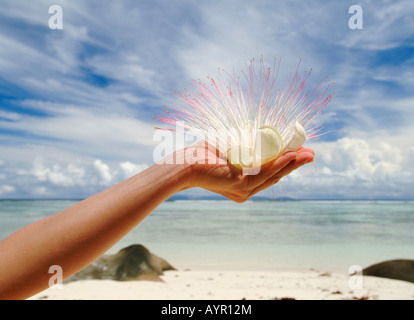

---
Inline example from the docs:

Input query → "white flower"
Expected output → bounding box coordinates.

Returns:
[156,56,334,168]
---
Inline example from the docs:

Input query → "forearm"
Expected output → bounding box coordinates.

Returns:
[0,160,190,299]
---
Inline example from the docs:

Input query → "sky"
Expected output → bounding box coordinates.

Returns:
[0,0,413,200]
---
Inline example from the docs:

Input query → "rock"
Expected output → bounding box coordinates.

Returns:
[352,296,369,300]
[362,259,414,283]
[331,290,342,295]
[65,244,176,282]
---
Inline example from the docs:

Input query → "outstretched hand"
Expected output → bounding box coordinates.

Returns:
[182,141,315,203]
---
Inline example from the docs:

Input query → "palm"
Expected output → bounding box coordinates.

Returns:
[187,141,314,202]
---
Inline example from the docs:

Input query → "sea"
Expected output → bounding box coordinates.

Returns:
[0,199,413,273]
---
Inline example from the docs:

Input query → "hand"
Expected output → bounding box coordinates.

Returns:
[184,141,314,202]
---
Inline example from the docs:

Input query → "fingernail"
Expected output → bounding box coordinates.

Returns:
[284,151,296,156]
[284,151,297,160]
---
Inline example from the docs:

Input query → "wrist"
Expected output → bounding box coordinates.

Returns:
[155,148,195,191]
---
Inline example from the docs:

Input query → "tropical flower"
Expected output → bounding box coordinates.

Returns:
[155,56,334,169]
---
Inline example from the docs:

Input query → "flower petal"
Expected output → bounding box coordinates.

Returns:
[227,145,255,169]
[283,120,307,152]
[255,125,283,165]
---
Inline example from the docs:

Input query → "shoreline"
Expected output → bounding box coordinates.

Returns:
[29,268,414,300]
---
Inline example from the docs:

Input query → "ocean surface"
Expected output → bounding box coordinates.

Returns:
[0,200,413,272]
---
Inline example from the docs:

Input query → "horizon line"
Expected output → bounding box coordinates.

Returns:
[1,198,413,202]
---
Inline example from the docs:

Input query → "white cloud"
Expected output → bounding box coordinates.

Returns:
[119,161,148,179]
[33,186,48,196]
[278,136,414,199]
[48,164,86,187]
[0,185,15,195]
[0,155,150,198]
[0,105,157,163]
[176,1,304,81]
[28,158,86,187]
[94,159,112,185]
[0,111,20,121]
[30,158,50,181]
[322,138,403,178]
[86,52,164,97]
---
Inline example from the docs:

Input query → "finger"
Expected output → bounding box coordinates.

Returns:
[248,151,314,197]
[275,149,314,178]
[248,159,311,197]
[300,147,314,155]
[245,151,298,186]
[286,146,314,156]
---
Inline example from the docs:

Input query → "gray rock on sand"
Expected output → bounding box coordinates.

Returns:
[65,244,176,283]
[363,259,414,283]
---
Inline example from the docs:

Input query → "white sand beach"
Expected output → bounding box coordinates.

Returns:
[29,268,414,300]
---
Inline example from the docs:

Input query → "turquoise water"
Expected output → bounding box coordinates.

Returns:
[0,200,413,272]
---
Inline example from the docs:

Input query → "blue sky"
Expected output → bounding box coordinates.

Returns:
[0,0,413,199]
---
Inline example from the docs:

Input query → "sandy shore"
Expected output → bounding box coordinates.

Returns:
[29,268,414,300]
